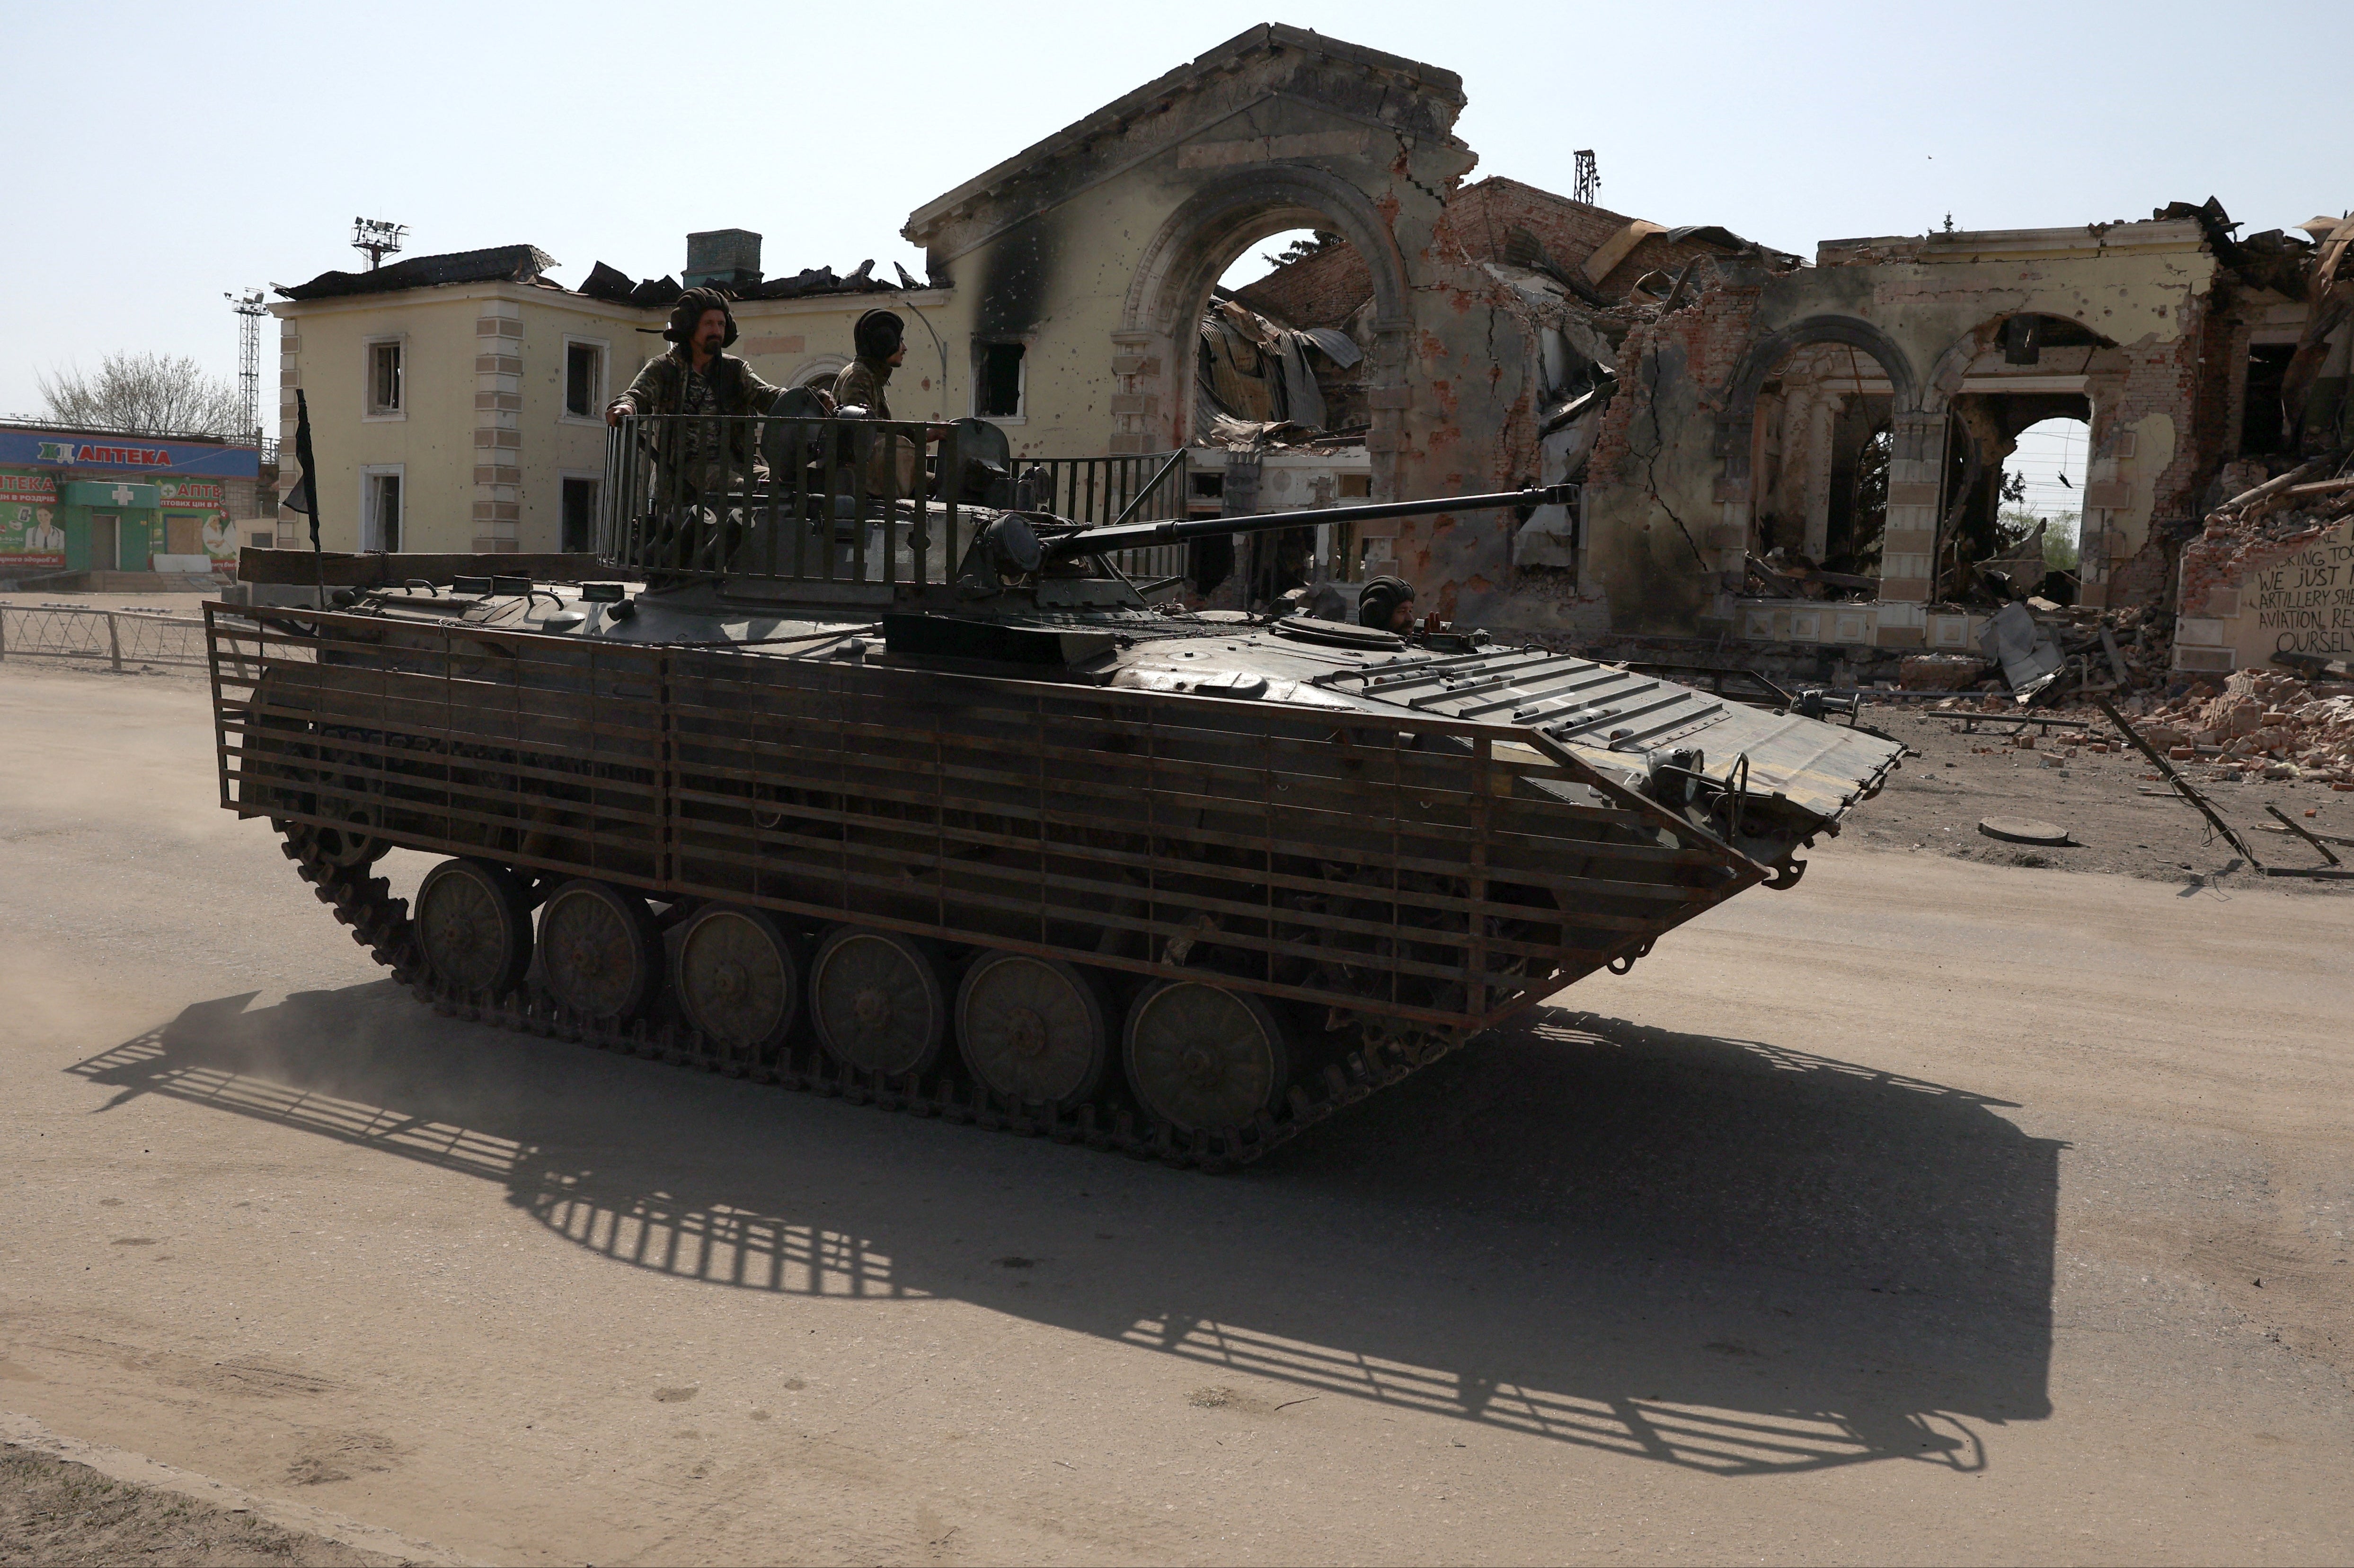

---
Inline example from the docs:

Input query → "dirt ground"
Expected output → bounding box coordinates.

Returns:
[0,1445,394,1567]
[2,656,2350,1566]
[1837,702,2354,887]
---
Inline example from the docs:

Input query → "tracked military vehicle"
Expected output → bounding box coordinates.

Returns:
[207,404,1901,1168]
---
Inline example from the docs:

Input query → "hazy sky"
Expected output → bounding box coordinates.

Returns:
[3,0,2346,422]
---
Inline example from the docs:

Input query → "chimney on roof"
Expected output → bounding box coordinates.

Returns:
[685,229,763,291]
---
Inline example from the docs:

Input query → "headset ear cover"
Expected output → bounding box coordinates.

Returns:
[1357,574,1416,629]
[665,287,740,347]
[854,308,905,361]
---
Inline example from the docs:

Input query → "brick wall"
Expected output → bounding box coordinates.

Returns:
[1441,178,1637,273]
[1594,232,1755,297]
[2099,308,2212,607]
[1232,241,1372,327]
[1233,176,1719,331]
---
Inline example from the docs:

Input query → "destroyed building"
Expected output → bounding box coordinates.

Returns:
[266,21,2349,667]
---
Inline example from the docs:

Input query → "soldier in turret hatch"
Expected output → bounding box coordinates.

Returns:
[608,287,783,485]
[832,309,956,497]
[1358,574,1419,633]
[832,309,905,419]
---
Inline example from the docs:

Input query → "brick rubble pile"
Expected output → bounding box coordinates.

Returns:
[2133,668,2354,784]
[2179,454,2354,619]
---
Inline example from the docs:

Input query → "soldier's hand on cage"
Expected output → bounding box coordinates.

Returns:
[605,400,631,427]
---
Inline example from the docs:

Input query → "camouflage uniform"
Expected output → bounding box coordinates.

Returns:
[830,357,894,421]
[829,357,925,496]
[615,347,782,482]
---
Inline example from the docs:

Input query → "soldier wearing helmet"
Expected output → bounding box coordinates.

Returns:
[1357,575,1419,633]
[607,287,783,483]
[832,309,906,420]
[608,287,782,425]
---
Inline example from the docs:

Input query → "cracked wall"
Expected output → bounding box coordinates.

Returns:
[1578,222,2220,641]
[899,25,1543,621]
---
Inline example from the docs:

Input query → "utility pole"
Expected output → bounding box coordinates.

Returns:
[351,217,407,271]
[227,288,266,449]
[1572,150,1599,206]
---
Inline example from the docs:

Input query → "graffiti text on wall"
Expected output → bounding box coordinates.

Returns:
[2253,536,2354,655]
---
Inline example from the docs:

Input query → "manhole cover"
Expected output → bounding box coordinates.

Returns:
[1979,816,2073,846]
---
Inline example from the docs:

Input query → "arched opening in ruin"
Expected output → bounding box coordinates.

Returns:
[1121,169,1409,605]
[1729,322,1920,593]
[1924,311,2113,601]
[1216,227,1332,291]
[1991,414,2090,597]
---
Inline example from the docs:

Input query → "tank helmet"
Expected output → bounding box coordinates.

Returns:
[664,286,738,347]
[854,308,905,361]
[1358,574,1416,629]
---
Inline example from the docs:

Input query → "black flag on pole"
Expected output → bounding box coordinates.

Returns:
[288,388,325,604]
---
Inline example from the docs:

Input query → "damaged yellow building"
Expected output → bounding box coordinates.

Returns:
[269,23,2351,662]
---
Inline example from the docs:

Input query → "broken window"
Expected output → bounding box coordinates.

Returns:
[976,342,1026,420]
[362,468,402,551]
[366,340,403,415]
[565,342,604,418]
[2241,344,2298,456]
[561,476,598,554]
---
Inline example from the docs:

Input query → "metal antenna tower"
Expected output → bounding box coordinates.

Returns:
[227,288,267,447]
[1572,150,1599,206]
[351,217,407,271]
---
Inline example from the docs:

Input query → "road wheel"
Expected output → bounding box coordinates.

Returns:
[675,905,803,1054]
[1123,980,1289,1135]
[537,880,663,1022]
[297,810,387,870]
[415,858,533,997]
[809,928,946,1078]
[956,953,1107,1110]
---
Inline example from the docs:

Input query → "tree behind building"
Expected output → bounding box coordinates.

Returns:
[35,352,244,437]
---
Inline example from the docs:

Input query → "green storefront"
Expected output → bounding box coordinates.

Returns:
[0,427,257,579]
[0,472,243,574]
[61,478,164,571]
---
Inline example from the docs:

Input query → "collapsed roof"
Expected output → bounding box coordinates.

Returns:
[572,259,910,308]
[275,245,558,301]
[280,249,914,306]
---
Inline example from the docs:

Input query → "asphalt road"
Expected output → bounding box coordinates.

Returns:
[2,659,2348,1566]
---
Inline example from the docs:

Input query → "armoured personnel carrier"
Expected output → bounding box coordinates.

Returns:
[207,405,1901,1168]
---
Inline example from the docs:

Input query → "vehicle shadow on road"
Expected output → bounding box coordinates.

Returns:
[70,984,2057,1480]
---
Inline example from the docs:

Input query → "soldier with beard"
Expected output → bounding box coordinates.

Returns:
[608,286,784,486]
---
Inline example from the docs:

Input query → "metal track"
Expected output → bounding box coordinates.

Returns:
[276,825,1478,1173]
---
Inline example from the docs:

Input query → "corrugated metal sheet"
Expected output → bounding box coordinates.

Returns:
[1313,647,1902,822]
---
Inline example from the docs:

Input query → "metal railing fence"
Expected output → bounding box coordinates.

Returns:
[207,601,1751,1031]
[1010,449,1191,582]
[602,413,962,586]
[0,605,210,671]
[600,415,1194,589]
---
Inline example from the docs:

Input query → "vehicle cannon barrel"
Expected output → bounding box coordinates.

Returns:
[1036,484,1576,559]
